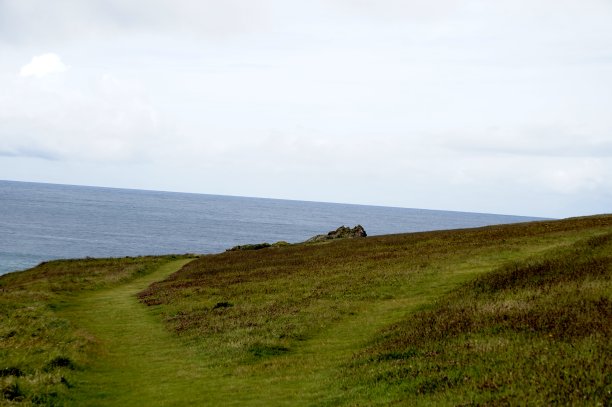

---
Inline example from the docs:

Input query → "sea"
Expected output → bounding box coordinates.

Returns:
[0,180,545,275]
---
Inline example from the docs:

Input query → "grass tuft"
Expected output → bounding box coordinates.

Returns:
[1,382,23,402]
[248,343,290,358]
[0,368,24,378]
[212,301,233,310]
[44,356,75,372]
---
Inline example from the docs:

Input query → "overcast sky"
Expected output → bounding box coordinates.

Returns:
[1,0,611,218]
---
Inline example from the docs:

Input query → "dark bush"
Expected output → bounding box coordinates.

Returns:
[0,367,23,377]
[44,356,74,372]
[212,301,233,310]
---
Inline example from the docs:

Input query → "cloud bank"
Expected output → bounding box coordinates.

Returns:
[2,63,165,162]
[1,1,611,218]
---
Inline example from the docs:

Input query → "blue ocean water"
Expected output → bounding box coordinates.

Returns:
[0,180,545,275]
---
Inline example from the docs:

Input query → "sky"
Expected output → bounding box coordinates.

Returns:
[1,0,611,218]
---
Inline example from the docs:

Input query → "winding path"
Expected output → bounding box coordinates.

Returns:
[62,259,212,406]
[60,257,491,406]
[58,242,562,405]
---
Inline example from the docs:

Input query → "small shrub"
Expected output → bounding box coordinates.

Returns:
[44,356,74,372]
[212,302,233,310]
[248,343,290,358]
[0,367,23,377]
[226,243,271,251]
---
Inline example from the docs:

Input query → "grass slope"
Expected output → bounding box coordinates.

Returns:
[59,258,210,405]
[343,233,612,405]
[1,215,611,405]
[137,215,611,405]
[0,255,195,405]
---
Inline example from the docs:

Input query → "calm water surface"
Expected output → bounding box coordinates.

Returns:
[0,180,545,275]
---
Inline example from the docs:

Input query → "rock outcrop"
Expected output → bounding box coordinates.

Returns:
[226,241,290,252]
[226,226,367,251]
[305,225,367,243]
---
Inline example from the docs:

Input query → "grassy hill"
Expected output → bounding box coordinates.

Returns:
[1,215,611,405]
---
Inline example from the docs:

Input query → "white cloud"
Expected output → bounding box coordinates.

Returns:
[0,72,166,162]
[19,53,68,78]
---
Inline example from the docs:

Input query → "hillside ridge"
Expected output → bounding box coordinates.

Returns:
[1,215,611,405]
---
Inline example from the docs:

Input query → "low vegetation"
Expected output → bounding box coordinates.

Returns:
[342,233,612,405]
[139,216,611,359]
[1,215,611,405]
[0,255,194,405]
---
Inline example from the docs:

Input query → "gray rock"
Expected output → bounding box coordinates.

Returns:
[305,225,367,243]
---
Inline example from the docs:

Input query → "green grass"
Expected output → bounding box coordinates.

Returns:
[341,233,612,405]
[1,215,611,405]
[0,255,195,405]
[59,258,212,406]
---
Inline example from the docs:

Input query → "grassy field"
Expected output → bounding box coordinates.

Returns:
[0,255,196,405]
[1,215,611,405]
[342,232,612,405]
